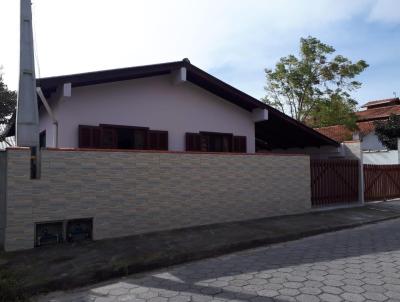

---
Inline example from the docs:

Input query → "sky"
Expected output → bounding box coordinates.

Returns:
[0,0,399,107]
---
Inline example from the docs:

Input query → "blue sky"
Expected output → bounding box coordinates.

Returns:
[0,0,399,107]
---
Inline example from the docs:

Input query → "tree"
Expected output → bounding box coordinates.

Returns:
[263,36,368,128]
[0,69,17,142]
[310,95,358,130]
[374,114,400,150]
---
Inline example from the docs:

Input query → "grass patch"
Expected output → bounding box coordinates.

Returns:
[0,269,28,302]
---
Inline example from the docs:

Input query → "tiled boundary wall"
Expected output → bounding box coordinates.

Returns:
[0,151,6,249]
[2,148,311,251]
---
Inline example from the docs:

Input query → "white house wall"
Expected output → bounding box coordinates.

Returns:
[39,75,255,152]
[361,132,386,151]
[363,150,399,165]
[39,105,54,147]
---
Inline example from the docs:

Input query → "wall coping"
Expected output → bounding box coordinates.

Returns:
[44,147,309,157]
[342,140,361,144]
[3,147,310,157]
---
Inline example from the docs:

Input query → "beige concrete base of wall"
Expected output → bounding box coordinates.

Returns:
[2,148,312,251]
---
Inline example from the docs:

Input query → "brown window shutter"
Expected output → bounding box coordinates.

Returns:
[185,133,201,151]
[92,127,101,148]
[148,130,168,150]
[158,131,168,150]
[200,134,210,151]
[79,125,94,148]
[233,136,247,153]
[101,127,118,149]
[148,130,158,150]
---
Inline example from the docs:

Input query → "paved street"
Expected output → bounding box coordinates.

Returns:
[39,218,400,302]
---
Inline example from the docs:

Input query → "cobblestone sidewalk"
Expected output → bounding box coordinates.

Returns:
[38,217,400,302]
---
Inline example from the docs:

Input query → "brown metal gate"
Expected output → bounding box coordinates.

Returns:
[364,164,400,202]
[311,159,359,206]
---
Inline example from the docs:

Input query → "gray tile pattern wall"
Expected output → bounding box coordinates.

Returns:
[3,149,311,251]
[0,151,6,249]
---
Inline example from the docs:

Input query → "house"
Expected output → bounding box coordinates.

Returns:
[315,97,400,151]
[2,60,352,251]
[0,124,15,150]
[32,59,337,153]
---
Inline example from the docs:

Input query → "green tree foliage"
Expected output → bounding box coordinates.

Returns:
[310,95,358,130]
[263,36,368,128]
[374,114,400,150]
[0,69,17,142]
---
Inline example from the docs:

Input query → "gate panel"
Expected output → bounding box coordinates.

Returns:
[311,159,359,206]
[364,164,400,202]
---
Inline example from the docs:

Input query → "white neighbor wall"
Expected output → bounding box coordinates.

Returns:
[361,132,386,151]
[39,75,256,152]
[363,138,400,165]
[363,150,399,165]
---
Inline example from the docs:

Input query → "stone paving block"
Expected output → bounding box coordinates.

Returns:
[37,218,400,302]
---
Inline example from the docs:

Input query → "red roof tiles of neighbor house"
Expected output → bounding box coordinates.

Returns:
[315,125,353,142]
[357,121,375,135]
[356,105,400,121]
[315,98,400,142]
[362,97,400,109]
[315,121,376,143]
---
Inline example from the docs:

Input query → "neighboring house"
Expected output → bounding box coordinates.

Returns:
[316,97,400,151]
[0,124,15,150]
[19,59,336,153]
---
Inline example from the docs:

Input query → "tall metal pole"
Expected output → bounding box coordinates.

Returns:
[16,0,39,148]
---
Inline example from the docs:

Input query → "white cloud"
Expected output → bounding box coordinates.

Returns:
[0,0,397,102]
[369,0,400,24]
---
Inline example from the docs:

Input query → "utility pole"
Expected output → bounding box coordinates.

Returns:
[16,0,39,148]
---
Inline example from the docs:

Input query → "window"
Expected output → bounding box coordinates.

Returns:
[35,218,93,247]
[79,125,101,148]
[186,132,246,153]
[233,136,247,153]
[101,127,118,148]
[148,130,168,150]
[185,133,201,151]
[35,221,63,247]
[66,218,93,242]
[200,132,233,152]
[79,124,168,150]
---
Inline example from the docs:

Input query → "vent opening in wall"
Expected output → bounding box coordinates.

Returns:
[35,221,63,247]
[67,218,93,242]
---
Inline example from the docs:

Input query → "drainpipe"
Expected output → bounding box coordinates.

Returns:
[36,87,58,148]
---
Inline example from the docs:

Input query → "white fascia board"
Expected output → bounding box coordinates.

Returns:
[62,83,72,98]
[252,108,268,122]
[55,82,72,99]
[171,67,187,85]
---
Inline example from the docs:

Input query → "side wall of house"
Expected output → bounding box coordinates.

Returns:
[4,148,311,251]
[0,151,6,249]
[38,75,256,152]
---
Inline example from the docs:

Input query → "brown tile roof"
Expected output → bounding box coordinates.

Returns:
[357,121,375,136]
[362,97,400,108]
[315,121,376,143]
[314,98,400,143]
[356,105,400,121]
[315,125,353,142]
